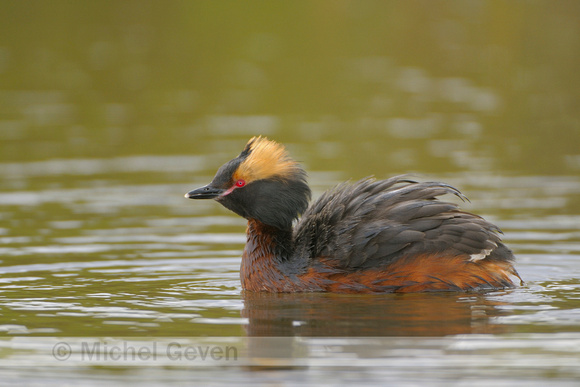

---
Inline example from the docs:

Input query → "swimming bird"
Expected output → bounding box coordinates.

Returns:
[185,136,521,293]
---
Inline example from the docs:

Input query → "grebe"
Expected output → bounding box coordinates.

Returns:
[185,137,521,293]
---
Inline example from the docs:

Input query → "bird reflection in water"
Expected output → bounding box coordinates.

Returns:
[241,291,513,337]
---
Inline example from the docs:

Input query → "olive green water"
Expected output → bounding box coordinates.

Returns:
[1,1,580,385]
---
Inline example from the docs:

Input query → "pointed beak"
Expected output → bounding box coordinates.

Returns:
[184,184,225,199]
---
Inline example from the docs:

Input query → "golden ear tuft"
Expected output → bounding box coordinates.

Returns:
[235,136,301,182]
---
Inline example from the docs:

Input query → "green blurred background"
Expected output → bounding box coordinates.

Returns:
[1,0,579,176]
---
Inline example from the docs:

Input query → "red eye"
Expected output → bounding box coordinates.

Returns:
[236,179,246,187]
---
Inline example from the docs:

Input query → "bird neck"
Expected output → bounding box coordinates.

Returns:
[240,219,295,292]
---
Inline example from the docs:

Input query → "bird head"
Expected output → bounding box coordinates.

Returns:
[185,136,311,230]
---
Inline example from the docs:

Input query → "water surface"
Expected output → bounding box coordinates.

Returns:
[1,1,580,385]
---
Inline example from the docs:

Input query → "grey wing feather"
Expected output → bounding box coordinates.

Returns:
[293,175,511,269]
